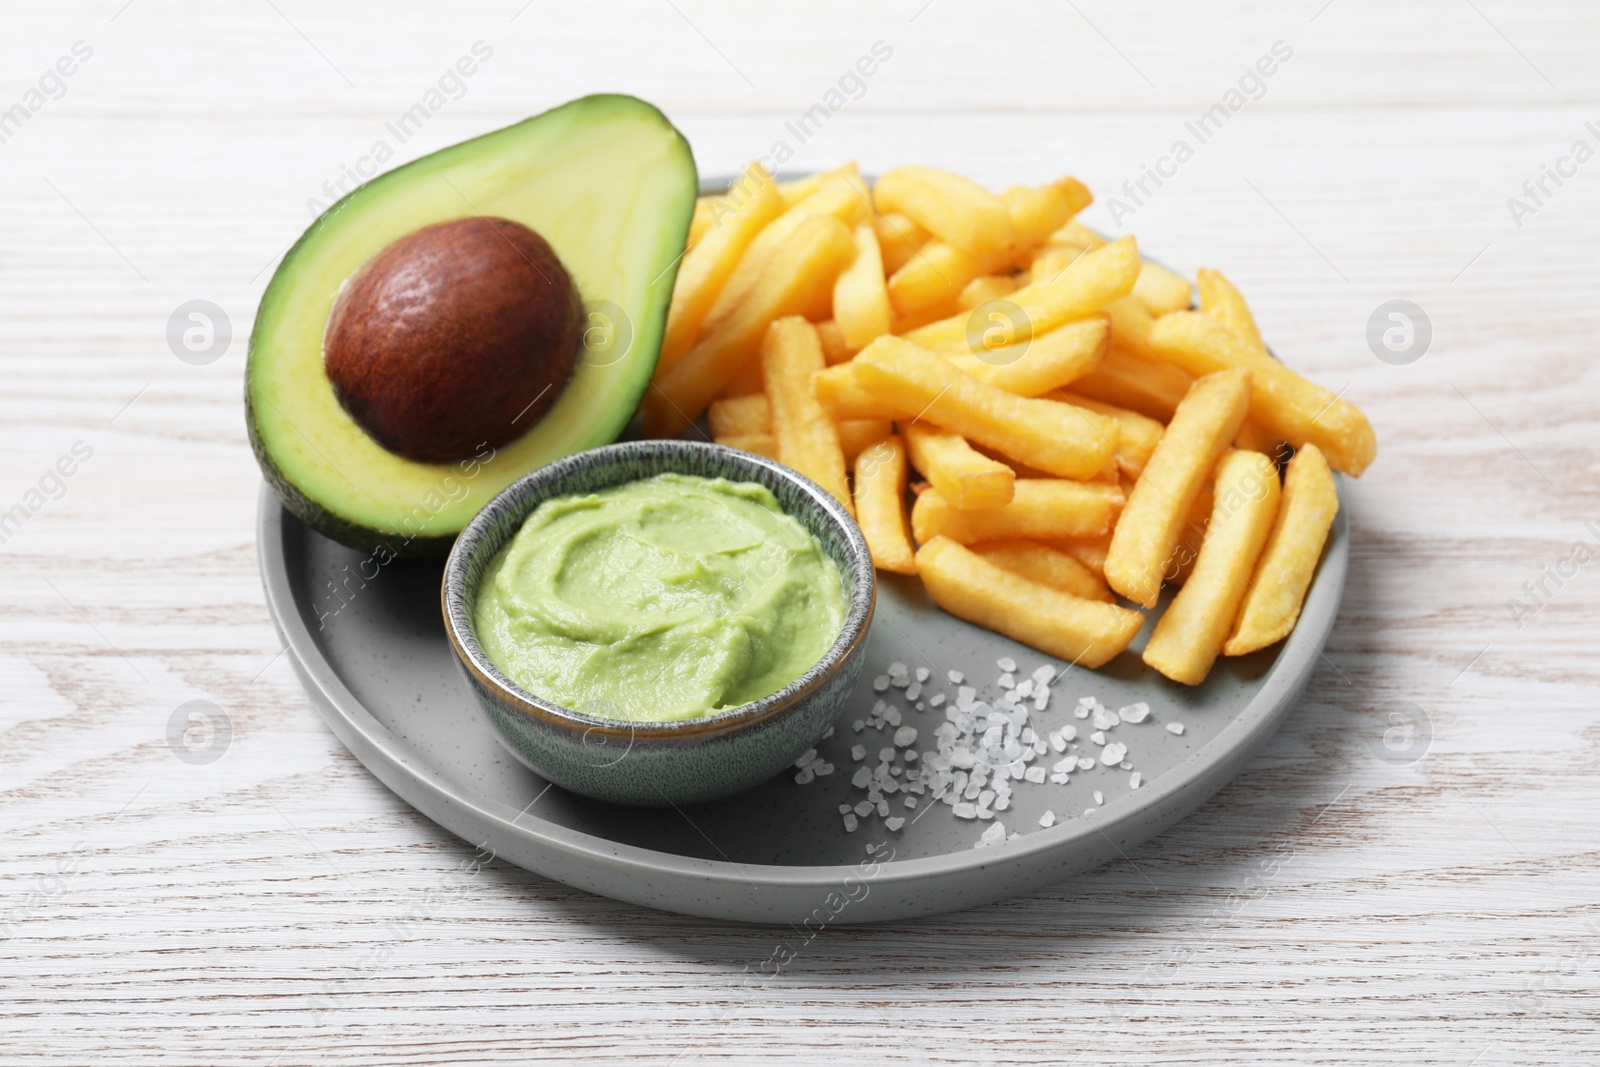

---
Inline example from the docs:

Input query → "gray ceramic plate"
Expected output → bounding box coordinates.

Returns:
[257,470,1346,923]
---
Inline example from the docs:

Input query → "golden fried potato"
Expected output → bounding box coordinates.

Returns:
[901,422,1015,510]
[911,479,1123,544]
[833,224,893,350]
[970,539,1114,602]
[714,432,777,459]
[707,392,770,438]
[761,317,853,515]
[874,166,1015,257]
[853,435,917,574]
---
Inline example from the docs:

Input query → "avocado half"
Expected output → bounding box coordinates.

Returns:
[247,94,698,557]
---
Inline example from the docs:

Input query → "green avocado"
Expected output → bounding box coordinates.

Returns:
[247,94,697,557]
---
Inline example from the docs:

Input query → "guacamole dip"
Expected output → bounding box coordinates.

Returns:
[474,473,847,722]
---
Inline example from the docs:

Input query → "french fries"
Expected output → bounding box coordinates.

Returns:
[916,537,1144,669]
[874,166,1016,257]
[852,336,1115,480]
[646,160,1371,684]
[1148,311,1377,476]
[707,393,770,438]
[1197,268,1266,353]
[1104,369,1252,608]
[1225,444,1339,655]
[887,178,1089,313]
[642,214,854,437]
[761,317,853,515]
[833,224,893,350]
[873,212,932,275]
[970,539,1114,602]
[901,422,1015,510]
[903,235,1140,355]
[1054,390,1165,480]
[1143,450,1281,684]
[660,163,785,372]
[838,418,892,462]
[1070,344,1193,422]
[944,315,1108,397]
[1132,260,1193,316]
[911,479,1123,544]
[852,435,917,574]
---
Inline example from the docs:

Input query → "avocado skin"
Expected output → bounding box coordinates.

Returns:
[247,94,697,557]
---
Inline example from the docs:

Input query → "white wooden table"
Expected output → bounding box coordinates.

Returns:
[3,2,1598,1062]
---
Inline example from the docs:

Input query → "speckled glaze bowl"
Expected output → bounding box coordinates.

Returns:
[442,439,876,808]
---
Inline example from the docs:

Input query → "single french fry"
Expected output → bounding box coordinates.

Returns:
[1148,311,1377,476]
[1144,450,1282,684]
[1133,260,1193,315]
[1103,294,1161,361]
[891,295,964,335]
[1103,369,1252,608]
[834,224,893,350]
[814,363,916,421]
[874,166,1016,257]
[944,314,1108,398]
[714,432,777,459]
[642,215,854,437]
[911,479,1123,544]
[1042,218,1106,252]
[1043,532,1112,580]
[838,418,892,462]
[887,179,1089,313]
[1224,444,1339,655]
[957,274,1021,311]
[852,435,917,575]
[916,537,1144,669]
[1022,245,1086,286]
[1163,482,1214,586]
[970,539,1114,602]
[903,235,1140,355]
[661,164,786,372]
[1197,267,1266,354]
[707,393,770,438]
[852,336,1114,479]
[900,422,1015,510]
[816,319,853,365]
[1053,390,1164,480]
[1071,344,1194,422]
[873,212,932,275]
[761,317,853,515]
[776,161,861,209]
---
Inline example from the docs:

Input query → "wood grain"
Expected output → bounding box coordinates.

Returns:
[3,1,1599,1063]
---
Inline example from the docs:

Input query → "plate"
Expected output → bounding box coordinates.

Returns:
[258,467,1346,923]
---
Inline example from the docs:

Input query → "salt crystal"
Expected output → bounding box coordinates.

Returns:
[1024,766,1046,783]
[1093,790,1104,805]
[794,749,818,768]
[994,796,1009,811]
[1050,774,1069,784]
[1119,762,1131,771]
[949,748,976,769]
[1077,757,1095,771]
[1052,758,1074,773]
[877,800,890,817]
[1033,665,1055,684]
[1101,742,1128,766]
[894,726,918,747]
[1015,679,1034,699]
[929,694,946,707]
[843,814,858,832]
[852,720,865,732]
[854,800,873,817]
[1061,725,1077,742]
[1118,702,1151,724]
[1167,722,1186,735]
[1130,772,1142,789]
[884,706,903,727]
[948,670,964,684]
[1092,707,1119,731]
[915,667,930,682]
[885,817,905,831]
[794,769,814,784]
[997,656,1017,672]
[839,804,852,814]
[905,750,919,762]
[1074,705,1090,719]
[953,803,978,819]
[873,676,890,692]
[957,685,977,707]
[997,672,1016,689]
[851,744,866,761]
[904,797,917,809]
[1049,732,1067,753]
[814,763,833,776]
[822,726,835,739]
[1090,731,1106,746]
[889,661,908,677]
[980,821,1007,846]
[851,766,872,788]
[1039,811,1057,828]
[906,682,922,701]
[879,747,895,763]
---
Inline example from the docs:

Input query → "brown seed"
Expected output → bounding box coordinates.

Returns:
[324,216,582,464]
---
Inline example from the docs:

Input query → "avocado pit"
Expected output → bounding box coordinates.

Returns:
[324,216,582,464]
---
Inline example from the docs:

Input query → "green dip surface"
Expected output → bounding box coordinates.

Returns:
[474,472,847,722]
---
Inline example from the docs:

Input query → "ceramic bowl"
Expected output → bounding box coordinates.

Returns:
[441,439,876,807]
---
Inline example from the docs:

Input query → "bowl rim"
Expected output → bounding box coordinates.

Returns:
[441,439,876,742]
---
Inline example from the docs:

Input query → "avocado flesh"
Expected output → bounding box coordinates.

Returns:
[247,94,697,555]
